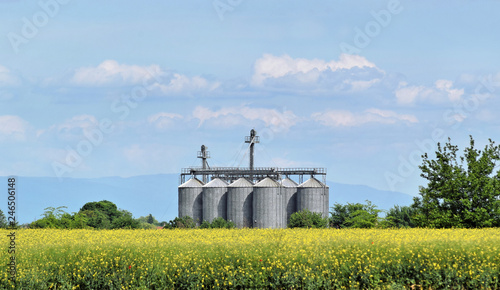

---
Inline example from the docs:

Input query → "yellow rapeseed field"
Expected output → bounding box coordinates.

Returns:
[1,228,499,289]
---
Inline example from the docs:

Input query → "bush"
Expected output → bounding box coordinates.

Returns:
[379,205,417,228]
[330,200,381,229]
[288,209,328,228]
[168,216,197,229]
[209,217,235,229]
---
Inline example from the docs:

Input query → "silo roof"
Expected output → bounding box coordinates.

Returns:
[298,177,326,188]
[178,178,204,188]
[254,177,280,187]
[203,178,228,188]
[280,178,298,187]
[228,177,253,187]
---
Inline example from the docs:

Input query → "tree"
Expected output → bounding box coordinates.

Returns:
[413,136,500,228]
[80,200,121,222]
[0,209,8,228]
[167,216,197,229]
[288,209,328,228]
[146,214,154,224]
[330,201,381,228]
[380,205,416,228]
[209,217,235,229]
[111,210,140,229]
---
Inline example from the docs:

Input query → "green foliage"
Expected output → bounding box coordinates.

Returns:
[0,209,8,228]
[81,209,111,229]
[288,209,328,228]
[137,214,160,226]
[111,210,140,229]
[146,214,154,224]
[166,216,234,229]
[166,216,197,229]
[413,136,500,228]
[330,200,381,228]
[199,220,211,229]
[209,217,235,229]
[80,200,121,222]
[30,201,141,229]
[380,205,417,228]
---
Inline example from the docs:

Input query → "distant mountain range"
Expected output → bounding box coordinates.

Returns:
[5,174,414,224]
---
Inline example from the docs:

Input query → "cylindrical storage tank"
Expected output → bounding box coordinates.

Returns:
[178,178,204,226]
[297,177,329,218]
[202,178,228,222]
[253,177,281,229]
[227,178,253,228]
[280,178,298,227]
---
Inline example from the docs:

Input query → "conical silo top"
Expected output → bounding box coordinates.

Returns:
[179,178,204,188]
[203,178,228,188]
[228,177,253,188]
[254,177,280,187]
[298,177,326,188]
[280,178,298,187]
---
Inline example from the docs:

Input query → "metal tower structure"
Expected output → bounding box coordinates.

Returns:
[180,131,327,184]
[197,145,210,183]
[245,129,259,181]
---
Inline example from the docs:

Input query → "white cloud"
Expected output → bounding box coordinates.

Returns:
[71,60,219,96]
[395,79,464,105]
[71,60,163,86]
[344,78,381,91]
[45,115,100,141]
[0,65,20,86]
[0,115,30,141]
[150,73,220,95]
[312,109,418,127]
[148,112,183,130]
[192,106,298,131]
[252,53,378,85]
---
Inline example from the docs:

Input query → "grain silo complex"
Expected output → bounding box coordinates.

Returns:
[178,130,329,228]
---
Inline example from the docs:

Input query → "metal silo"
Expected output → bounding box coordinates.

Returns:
[280,177,298,227]
[227,178,253,228]
[202,178,228,222]
[297,177,329,218]
[178,177,204,225]
[253,177,281,229]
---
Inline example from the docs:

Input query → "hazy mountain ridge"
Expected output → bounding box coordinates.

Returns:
[5,175,414,224]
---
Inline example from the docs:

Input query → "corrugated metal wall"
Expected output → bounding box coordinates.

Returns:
[297,177,328,218]
[179,176,329,228]
[202,178,228,222]
[253,177,280,229]
[178,178,204,225]
[281,178,298,227]
[227,178,253,228]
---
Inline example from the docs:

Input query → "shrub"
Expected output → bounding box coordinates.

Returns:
[288,209,328,228]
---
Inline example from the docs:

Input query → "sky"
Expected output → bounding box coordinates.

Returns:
[1,0,500,197]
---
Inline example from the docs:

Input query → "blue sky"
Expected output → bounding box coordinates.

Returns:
[1,0,500,197]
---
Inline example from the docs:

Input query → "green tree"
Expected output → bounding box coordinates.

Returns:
[0,209,8,228]
[413,136,500,228]
[330,201,381,228]
[111,210,140,229]
[209,217,235,229]
[288,209,328,228]
[168,216,197,229]
[80,200,121,222]
[380,205,417,228]
[80,209,111,229]
[146,214,154,224]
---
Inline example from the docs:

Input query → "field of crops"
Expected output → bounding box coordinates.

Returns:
[1,228,499,289]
